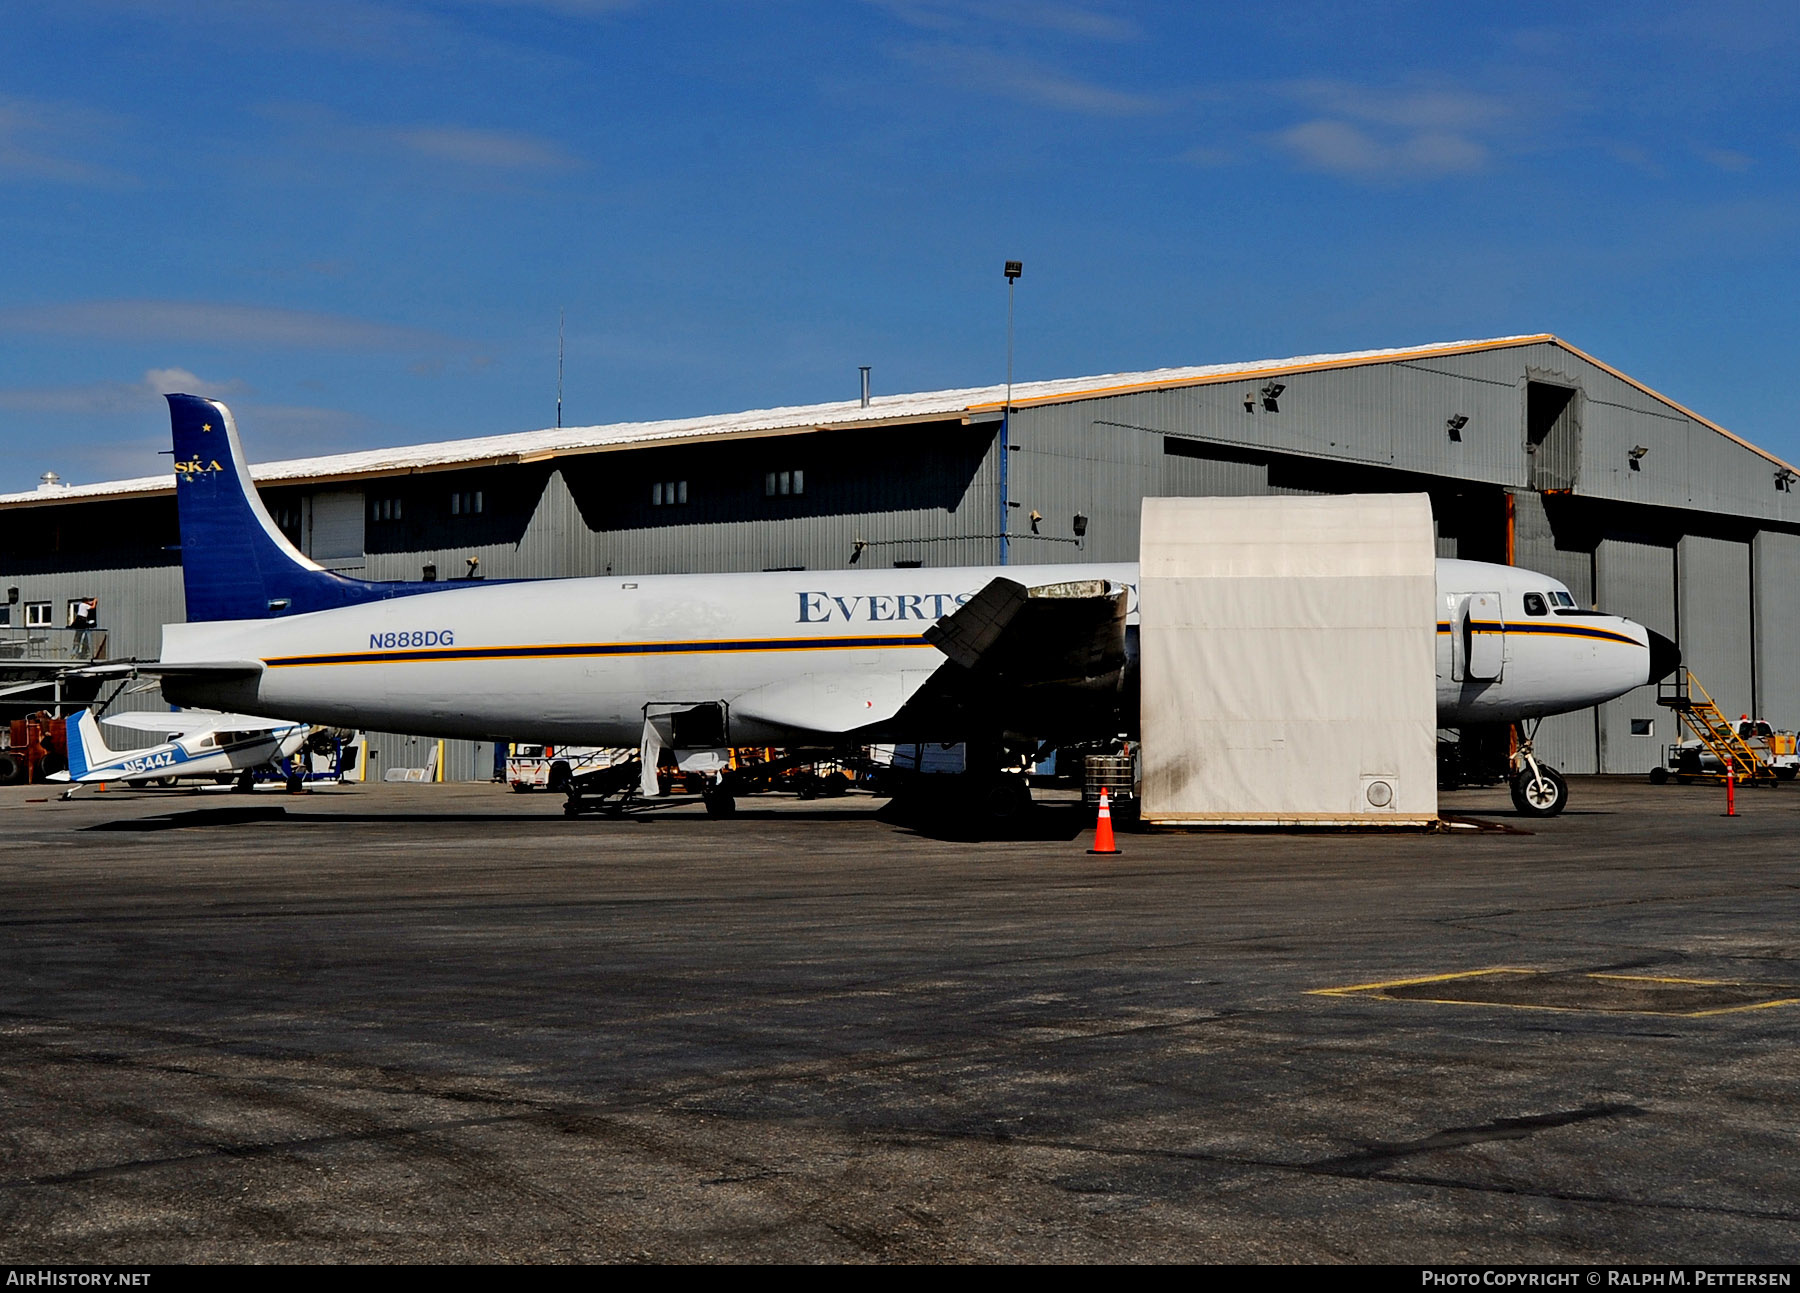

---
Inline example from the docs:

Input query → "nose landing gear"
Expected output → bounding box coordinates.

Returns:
[1509,719,1568,817]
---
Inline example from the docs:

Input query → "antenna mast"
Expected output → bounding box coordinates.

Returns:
[556,308,564,429]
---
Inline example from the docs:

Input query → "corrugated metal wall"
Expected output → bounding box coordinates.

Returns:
[1679,535,1756,721]
[353,731,495,784]
[1594,539,1677,774]
[1754,532,1800,730]
[0,562,184,666]
[1008,405,1155,563]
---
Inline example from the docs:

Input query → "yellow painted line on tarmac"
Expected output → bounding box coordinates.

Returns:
[1309,966,1800,1018]
[1306,967,1527,996]
[1684,997,1800,1018]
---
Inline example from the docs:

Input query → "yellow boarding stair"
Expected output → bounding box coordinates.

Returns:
[1655,669,1775,784]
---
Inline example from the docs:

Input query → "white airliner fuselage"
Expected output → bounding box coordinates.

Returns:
[160,557,1657,745]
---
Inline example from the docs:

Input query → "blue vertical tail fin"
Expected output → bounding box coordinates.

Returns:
[63,709,114,781]
[166,394,443,621]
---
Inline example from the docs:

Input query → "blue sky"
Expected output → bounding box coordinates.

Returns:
[1,0,1796,492]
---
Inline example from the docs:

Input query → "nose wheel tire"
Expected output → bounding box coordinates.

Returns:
[1510,764,1568,817]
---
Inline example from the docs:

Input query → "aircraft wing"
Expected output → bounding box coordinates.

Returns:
[732,670,928,735]
[727,579,1128,739]
[99,709,297,736]
[924,576,1128,684]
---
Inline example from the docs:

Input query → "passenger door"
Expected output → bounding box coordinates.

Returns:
[1449,592,1505,682]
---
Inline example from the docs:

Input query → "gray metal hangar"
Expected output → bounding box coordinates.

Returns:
[3,333,1796,781]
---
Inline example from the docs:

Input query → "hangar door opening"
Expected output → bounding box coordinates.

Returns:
[1526,381,1581,493]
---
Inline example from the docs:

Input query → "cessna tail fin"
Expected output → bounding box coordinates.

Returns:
[63,709,116,781]
[166,394,447,621]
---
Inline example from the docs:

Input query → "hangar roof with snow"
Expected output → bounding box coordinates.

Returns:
[2,333,1788,509]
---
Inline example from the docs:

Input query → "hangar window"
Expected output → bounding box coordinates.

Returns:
[651,481,688,507]
[24,601,52,628]
[450,490,483,516]
[373,497,403,522]
[1631,719,1655,737]
[764,470,804,498]
[1522,593,1548,616]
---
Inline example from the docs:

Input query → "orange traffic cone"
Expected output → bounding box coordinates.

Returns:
[1087,787,1121,856]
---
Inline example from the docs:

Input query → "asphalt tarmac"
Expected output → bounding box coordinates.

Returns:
[1,775,1797,1263]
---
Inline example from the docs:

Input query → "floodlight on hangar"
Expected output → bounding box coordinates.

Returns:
[1777,468,1797,493]
[1260,381,1285,412]
[1629,445,1650,472]
[1445,414,1469,441]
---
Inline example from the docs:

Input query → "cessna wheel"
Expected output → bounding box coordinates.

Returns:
[1510,764,1568,817]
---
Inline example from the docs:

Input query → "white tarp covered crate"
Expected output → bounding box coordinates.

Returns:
[1139,493,1439,826]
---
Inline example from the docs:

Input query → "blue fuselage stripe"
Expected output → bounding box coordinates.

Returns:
[1434,620,1639,646]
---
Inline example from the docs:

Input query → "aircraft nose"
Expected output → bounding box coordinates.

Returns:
[1646,628,1681,684]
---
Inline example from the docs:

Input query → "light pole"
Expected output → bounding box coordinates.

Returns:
[1001,260,1021,565]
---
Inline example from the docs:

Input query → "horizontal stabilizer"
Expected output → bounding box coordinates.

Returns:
[136,661,265,679]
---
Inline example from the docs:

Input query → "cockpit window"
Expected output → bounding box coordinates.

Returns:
[1552,591,1577,608]
[1522,593,1548,616]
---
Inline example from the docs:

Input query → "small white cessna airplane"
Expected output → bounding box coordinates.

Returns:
[146,395,1678,817]
[49,707,311,796]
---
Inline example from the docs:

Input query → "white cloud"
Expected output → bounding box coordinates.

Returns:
[1698,146,1753,173]
[898,43,1167,116]
[1269,81,1511,178]
[445,0,641,13]
[0,367,248,414]
[256,102,583,178]
[394,126,582,170]
[0,97,130,186]
[0,300,452,351]
[141,367,249,397]
[870,0,1140,42]
[1278,119,1488,176]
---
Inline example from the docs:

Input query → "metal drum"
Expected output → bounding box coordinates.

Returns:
[1083,753,1135,806]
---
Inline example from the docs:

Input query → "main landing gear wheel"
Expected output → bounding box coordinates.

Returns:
[1510,764,1568,817]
